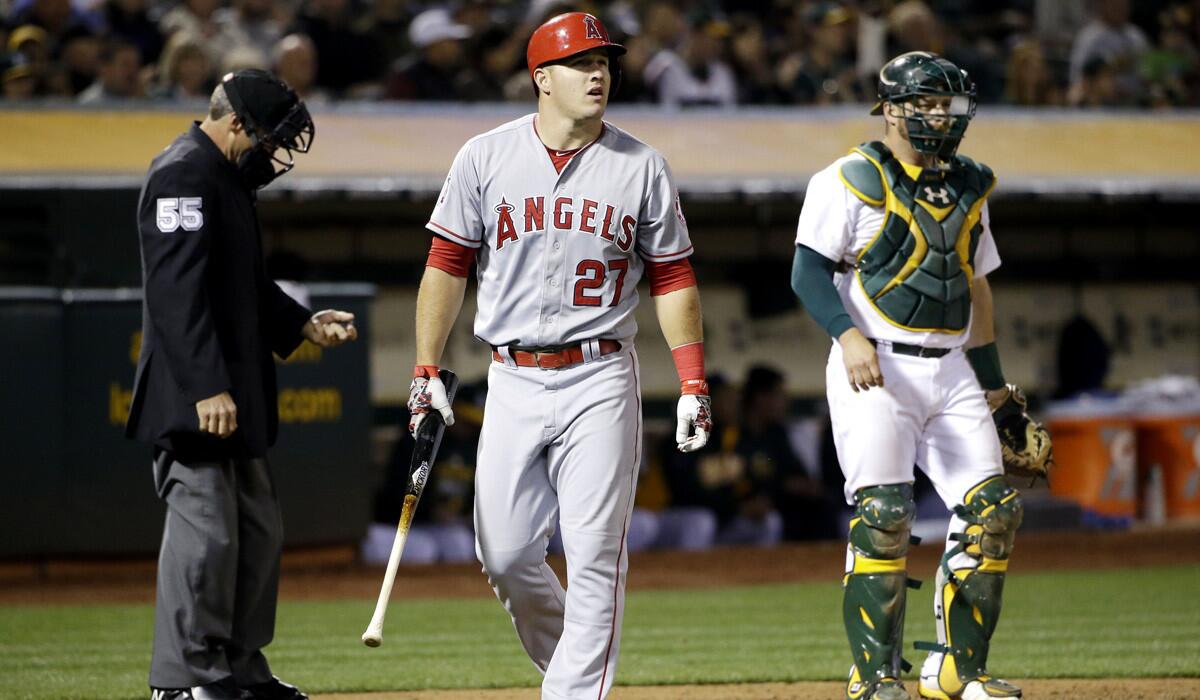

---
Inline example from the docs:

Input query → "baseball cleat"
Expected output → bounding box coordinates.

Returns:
[150,678,249,699]
[848,665,912,700]
[242,677,308,700]
[918,672,1021,699]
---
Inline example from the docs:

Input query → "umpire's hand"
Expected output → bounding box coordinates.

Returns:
[304,309,359,347]
[197,391,238,438]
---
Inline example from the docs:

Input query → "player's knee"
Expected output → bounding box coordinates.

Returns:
[961,476,1023,560]
[850,483,915,560]
[478,540,545,582]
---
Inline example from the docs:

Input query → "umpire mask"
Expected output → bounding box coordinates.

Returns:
[222,69,315,190]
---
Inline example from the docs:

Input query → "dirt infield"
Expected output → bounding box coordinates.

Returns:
[316,678,1200,700]
[2,527,1198,605]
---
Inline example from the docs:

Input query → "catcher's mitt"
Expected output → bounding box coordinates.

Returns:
[991,384,1054,481]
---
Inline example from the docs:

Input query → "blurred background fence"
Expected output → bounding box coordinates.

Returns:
[3,104,1197,558]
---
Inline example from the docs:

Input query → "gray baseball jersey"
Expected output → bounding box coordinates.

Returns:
[428,114,693,348]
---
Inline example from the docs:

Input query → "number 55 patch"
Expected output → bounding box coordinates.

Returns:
[156,197,204,233]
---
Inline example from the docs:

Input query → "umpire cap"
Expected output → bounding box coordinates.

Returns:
[221,69,314,153]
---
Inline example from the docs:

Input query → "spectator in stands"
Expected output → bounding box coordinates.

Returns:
[6,0,102,47]
[777,2,864,104]
[1006,36,1065,105]
[6,24,51,95]
[888,0,943,54]
[1,51,38,98]
[77,36,140,101]
[727,13,784,104]
[221,46,269,75]
[1036,0,1090,46]
[6,0,1200,107]
[273,33,326,102]
[1143,4,1199,107]
[353,0,414,69]
[644,16,738,108]
[213,0,288,71]
[153,31,212,99]
[1070,0,1149,104]
[58,25,102,94]
[736,365,839,541]
[291,0,384,97]
[1068,55,1120,106]
[457,1,526,102]
[640,1,686,51]
[104,0,164,66]
[888,0,1003,102]
[385,7,486,101]
[158,0,221,48]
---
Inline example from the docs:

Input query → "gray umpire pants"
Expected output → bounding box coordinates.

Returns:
[149,450,283,689]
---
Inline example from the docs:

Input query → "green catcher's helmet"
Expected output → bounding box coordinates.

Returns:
[871,51,976,159]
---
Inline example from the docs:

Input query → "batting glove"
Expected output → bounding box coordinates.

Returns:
[408,367,455,438]
[676,389,712,453]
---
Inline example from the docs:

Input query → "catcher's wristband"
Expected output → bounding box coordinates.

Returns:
[671,342,706,395]
[413,364,439,379]
[966,342,1005,391]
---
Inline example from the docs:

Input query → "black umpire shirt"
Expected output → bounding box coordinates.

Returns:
[126,123,312,461]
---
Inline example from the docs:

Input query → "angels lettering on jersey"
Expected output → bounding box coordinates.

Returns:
[493,195,635,252]
[425,115,693,346]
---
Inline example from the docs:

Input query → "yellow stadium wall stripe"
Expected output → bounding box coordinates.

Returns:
[2,109,1199,181]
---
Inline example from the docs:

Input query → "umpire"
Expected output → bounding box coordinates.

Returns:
[127,69,357,700]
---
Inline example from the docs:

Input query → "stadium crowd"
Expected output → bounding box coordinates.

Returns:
[2,0,1198,107]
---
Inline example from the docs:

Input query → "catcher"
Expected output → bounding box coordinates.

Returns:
[790,52,1052,700]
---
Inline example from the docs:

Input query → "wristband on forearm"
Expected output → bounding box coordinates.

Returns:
[413,364,439,379]
[965,343,1005,391]
[671,342,708,395]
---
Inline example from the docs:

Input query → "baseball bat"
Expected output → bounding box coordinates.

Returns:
[362,368,459,647]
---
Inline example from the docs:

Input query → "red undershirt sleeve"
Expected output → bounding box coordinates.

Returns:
[644,258,697,296]
[426,235,476,278]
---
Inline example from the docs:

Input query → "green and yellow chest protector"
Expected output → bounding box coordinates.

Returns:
[839,141,996,333]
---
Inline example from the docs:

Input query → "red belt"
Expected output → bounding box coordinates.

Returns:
[492,340,621,369]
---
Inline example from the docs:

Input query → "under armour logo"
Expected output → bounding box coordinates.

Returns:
[584,15,603,40]
[923,186,951,205]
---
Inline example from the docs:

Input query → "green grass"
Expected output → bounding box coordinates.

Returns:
[1,566,1198,699]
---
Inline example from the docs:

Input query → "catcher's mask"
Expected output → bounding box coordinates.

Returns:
[872,51,976,160]
[222,69,314,189]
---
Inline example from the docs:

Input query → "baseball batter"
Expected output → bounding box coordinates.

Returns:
[792,52,1050,700]
[406,13,711,700]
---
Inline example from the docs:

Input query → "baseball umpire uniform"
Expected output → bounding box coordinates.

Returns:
[128,70,355,700]
[792,53,1031,700]
[406,13,711,700]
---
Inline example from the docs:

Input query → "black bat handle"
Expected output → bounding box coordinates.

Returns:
[407,369,460,497]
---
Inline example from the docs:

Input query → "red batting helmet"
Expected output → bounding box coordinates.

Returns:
[526,12,626,80]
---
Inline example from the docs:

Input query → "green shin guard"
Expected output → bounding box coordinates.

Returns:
[934,565,1006,690]
[921,476,1023,696]
[845,573,908,694]
[844,484,917,696]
